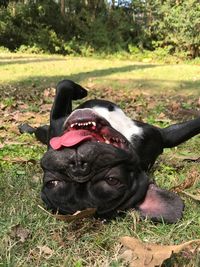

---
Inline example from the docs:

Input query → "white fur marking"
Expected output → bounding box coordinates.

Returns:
[93,106,143,141]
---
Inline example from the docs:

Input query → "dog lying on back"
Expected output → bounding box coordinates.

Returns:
[20,80,200,223]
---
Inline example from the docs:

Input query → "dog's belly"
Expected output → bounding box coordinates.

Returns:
[92,106,143,141]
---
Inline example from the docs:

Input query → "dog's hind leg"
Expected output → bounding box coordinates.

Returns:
[161,117,200,148]
[50,80,87,122]
[18,80,87,145]
[49,80,87,140]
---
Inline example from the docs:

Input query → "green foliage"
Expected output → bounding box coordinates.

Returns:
[152,0,200,58]
[0,0,199,58]
[16,44,44,54]
[0,46,10,53]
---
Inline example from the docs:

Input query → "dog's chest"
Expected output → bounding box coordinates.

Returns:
[92,106,143,141]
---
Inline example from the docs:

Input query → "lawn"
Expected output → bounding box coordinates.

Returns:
[0,53,200,266]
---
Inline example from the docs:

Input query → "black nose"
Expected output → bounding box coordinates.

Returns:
[68,159,91,182]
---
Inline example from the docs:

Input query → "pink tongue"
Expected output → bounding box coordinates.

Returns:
[50,130,93,150]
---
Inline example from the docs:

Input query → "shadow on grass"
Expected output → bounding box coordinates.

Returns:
[0,63,199,99]
[0,63,159,90]
[0,57,67,65]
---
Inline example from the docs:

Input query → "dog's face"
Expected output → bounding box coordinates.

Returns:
[41,107,149,218]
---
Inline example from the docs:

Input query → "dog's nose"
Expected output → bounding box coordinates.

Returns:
[68,159,91,181]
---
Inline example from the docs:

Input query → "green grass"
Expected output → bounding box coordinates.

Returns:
[0,52,200,99]
[0,53,200,266]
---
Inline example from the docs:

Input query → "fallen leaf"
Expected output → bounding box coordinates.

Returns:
[179,109,200,117]
[183,156,200,163]
[171,102,181,112]
[38,205,96,222]
[181,191,200,202]
[43,87,55,99]
[0,141,29,149]
[120,236,200,267]
[37,245,53,259]
[171,167,199,193]
[2,156,37,164]
[173,155,200,163]
[39,103,52,114]
[10,224,30,243]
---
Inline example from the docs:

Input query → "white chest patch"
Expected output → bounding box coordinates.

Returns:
[93,106,143,141]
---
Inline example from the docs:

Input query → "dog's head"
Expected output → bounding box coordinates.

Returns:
[40,80,184,223]
[41,107,149,218]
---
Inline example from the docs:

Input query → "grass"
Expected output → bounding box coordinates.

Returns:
[0,52,200,266]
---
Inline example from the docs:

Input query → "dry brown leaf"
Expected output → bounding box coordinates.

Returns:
[120,236,200,267]
[39,103,52,114]
[43,87,55,99]
[38,205,96,222]
[171,174,198,193]
[181,191,200,202]
[37,245,53,259]
[179,109,200,117]
[0,141,29,149]
[171,167,199,193]
[2,156,37,164]
[173,155,200,163]
[10,224,30,243]
[171,102,181,112]
[183,156,200,163]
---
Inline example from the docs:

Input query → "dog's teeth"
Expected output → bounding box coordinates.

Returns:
[92,122,96,127]
[103,135,110,144]
[70,123,74,128]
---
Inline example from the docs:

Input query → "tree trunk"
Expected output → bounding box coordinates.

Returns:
[60,0,65,18]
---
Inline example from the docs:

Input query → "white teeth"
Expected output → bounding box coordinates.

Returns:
[105,140,110,144]
[70,121,96,130]
[70,121,96,128]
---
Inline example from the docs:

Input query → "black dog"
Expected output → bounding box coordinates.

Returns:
[20,80,200,223]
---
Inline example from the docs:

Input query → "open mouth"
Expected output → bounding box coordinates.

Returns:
[50,109,129,150]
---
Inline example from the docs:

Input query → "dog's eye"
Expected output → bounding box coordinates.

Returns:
[106,177,120,186]
[46,180,60,189]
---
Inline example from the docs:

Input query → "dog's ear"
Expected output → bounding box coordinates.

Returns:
[49,80,87,139]
[136,184,184,223]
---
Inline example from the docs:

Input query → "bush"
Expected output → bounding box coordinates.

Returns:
[16,44,44,54]
[0,46,10,53]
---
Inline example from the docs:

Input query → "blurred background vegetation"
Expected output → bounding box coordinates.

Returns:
[0,0,199,60]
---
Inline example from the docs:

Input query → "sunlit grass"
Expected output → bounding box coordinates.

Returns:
[0,53,199,97]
